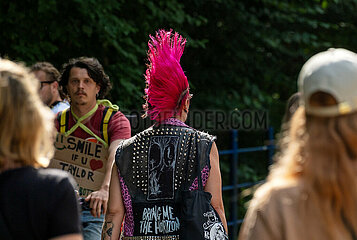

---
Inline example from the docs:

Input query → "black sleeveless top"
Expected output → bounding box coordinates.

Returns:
[115,124,216,238]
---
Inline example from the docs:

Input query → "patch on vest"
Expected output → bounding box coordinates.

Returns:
[203,210,228,240]
[147,136,179,200]
[137,204,180,235]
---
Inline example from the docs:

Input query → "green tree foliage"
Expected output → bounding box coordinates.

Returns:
[180,0,357,129]
[0,0,207,111]
[1,0,356,130]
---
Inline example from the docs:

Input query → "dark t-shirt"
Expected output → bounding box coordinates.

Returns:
[0,167,81,239]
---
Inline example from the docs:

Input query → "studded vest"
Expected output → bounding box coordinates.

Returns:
[115,124,216,238]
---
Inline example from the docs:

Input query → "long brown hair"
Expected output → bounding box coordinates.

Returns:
[270,104,357,239]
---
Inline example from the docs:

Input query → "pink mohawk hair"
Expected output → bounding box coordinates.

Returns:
[144,29,190,122]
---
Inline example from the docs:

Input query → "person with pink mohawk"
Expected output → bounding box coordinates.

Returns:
[143,30,190,123]
[102,30,228,240]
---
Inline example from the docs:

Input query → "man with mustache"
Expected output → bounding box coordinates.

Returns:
[55,57,131,240]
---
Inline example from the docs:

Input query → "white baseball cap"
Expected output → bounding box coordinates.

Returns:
[298,48,357,116]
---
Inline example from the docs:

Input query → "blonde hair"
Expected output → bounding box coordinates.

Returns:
[270,106,357,239]
[0,59,55,169]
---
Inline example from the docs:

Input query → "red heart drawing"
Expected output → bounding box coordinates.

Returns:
[90,159,103,171]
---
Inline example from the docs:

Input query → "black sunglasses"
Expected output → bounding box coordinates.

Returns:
[39,80,55,89]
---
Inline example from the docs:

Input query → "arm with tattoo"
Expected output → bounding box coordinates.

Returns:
[102,166,125,239]
[102,221,114,240]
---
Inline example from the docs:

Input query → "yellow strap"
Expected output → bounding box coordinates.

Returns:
[97,99,119,111]
[67,104,109,148]
[97,99,117,145]
[60,109,68,133]
[103,108,113,144]
[61,99,118,148]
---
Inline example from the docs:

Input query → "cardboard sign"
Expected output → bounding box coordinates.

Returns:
[48,133,108,197]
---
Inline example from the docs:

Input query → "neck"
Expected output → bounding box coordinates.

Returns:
[0,158,23,173]
[50,94,63,106]
[54,94,62,103]
[71,100,97,119]
[174,114,186,122]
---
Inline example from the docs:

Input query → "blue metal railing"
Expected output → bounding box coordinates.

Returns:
[219,127,275,239]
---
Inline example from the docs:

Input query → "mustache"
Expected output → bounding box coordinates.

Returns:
[75,90,86,95]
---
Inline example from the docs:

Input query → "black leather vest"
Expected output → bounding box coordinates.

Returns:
[115,124,216,237]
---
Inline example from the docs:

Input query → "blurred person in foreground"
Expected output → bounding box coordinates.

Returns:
[0,59,82,240]
[31,62,69,114]
[102,30,228,239]
[281,92,301,125]
[238,48,357,240]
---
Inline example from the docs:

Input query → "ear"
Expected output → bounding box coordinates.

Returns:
[51,81,58,91]
[96,84,100,95]
[184,98,190,111]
